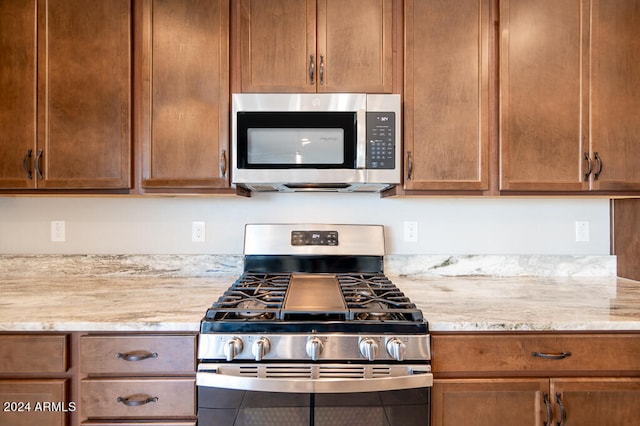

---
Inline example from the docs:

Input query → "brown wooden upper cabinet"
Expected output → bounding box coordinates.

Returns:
[500,0,640,192]
[138,0,230,190]
[0,0,131,190]
[237,0,393,93]
[403,0,490,191]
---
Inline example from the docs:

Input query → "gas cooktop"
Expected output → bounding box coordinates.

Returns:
[201,272,426,334]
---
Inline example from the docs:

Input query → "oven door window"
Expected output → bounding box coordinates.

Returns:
[237,112,357,169]
[198,388,430,426]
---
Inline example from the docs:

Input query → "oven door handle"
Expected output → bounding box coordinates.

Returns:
[196,370,433,394]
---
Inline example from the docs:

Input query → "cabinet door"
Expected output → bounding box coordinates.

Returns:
[0,380,68,426]
[432,378,549,426]
[551,378,640,426]
[37,0,131,189]
[0,0,37,189]
[590,0,640,191]
[239,0,316,92]
[500,0,588,191]
[139,0,230,189]
[404,0,489,191]
[317,0,393,93]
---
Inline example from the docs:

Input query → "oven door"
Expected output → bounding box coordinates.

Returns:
[197,363,432,426]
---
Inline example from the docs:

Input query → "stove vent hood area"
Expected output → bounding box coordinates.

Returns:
[237,182,396,194]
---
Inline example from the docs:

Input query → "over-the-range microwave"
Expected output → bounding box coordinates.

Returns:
[231,93,401,193]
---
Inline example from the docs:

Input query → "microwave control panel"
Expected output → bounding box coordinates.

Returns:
[366,112,396,169]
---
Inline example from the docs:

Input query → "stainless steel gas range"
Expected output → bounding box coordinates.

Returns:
[197,224,432,426]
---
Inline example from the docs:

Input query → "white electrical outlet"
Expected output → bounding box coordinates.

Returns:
[404,221,418,242]
[192,221,206,242]
[51,221,65,242]
[575,221,590,242]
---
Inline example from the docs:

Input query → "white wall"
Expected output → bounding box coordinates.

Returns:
[0,194,610,255]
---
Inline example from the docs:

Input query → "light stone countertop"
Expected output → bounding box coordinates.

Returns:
[1,275,639,333]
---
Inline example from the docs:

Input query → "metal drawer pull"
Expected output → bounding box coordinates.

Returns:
[309,55,315,85]
[116,351,158,361]
[594,152,603,180]
[319,55,325,85]
[583,152,593,181]
[23,149,33,180]
[220,149,227,178]
[34,149,43,180]
[531,351,572,360]
[116,396,158,407]
[556,393,567,426]
[543,392,552,426]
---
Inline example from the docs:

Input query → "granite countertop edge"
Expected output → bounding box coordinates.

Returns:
[1,274,638,333]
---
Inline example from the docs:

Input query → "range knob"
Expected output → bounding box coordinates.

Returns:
[306,337,324,361]
[223,337,243,361]
[359,337,379,361]
[386,338,407,362]
[251,337,271,361]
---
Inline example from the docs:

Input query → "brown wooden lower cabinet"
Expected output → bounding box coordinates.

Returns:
[82,423,196,426]
[79,333,197,425]
[431,333,640,426]
[432,377,640,426]
[0,379,69,426]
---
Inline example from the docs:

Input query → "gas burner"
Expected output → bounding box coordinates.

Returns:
[235,300,275,319]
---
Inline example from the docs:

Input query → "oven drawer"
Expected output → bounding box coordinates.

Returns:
[432,333,640,375]
[81,378,196,419]
[81,334,196,375]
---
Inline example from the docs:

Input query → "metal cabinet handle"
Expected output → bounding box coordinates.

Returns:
[319,55,325,85]
[532,351,572,360]
[34,149,43,180]
[543,392,553,426]
[309,54,315,85]
[583,152,593,181]
[116,396,158,407]
[116,351,158,362]
[23,149,33,180]
[556,393,567,426]
[220,150,227,178]
[593,152,602,180]
[407,151,413,181]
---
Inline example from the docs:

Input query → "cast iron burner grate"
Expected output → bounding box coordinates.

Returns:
[205,273,423,324]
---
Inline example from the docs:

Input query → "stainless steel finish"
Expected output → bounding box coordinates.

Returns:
[386,338,407,362]
[199,333,431,362]
[231,93,400,193]
[243,223,385,256]
[356,108,367,169]
[197,363,432,393]
[306,337,324,361]
[223,337,243,362]
[251,337,271,361]
[359,337,379,361]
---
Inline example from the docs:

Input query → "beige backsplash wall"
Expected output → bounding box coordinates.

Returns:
[0,194,610,256]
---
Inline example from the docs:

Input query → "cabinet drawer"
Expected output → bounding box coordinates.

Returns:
[432,333,640,375]
[81,335,196,375]
[81,378,195,419]
[0,335,68,373]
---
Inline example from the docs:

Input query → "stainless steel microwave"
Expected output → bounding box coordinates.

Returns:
[231,93,401,193]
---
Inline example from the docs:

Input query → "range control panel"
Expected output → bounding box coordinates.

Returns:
[291,230,339,246]
[366,112,396,169]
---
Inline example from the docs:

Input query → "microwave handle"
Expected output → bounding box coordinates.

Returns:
[356,109,367,168]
